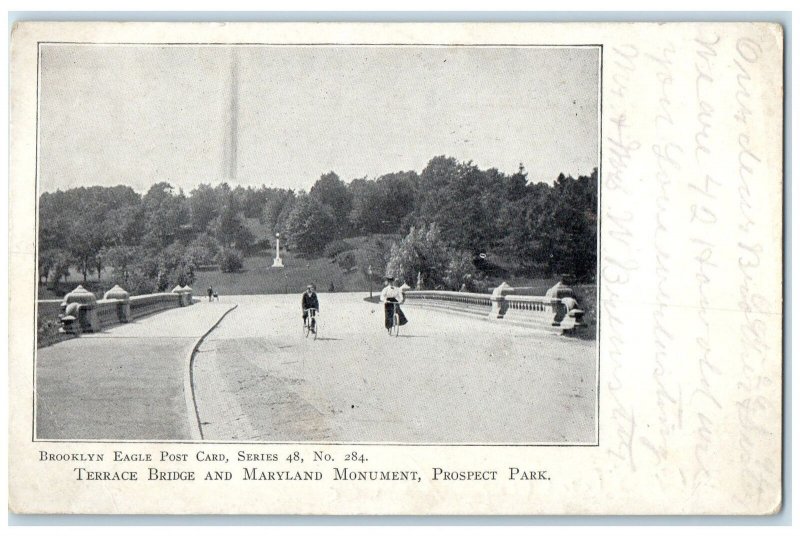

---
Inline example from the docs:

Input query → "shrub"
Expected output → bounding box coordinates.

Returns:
[37,316,73,348]
[184,245,215,267]
[126,272,158,295]
[191,233,221,257]
[336,251,357,271]
[323,239,351,258]
[216,248,244,273]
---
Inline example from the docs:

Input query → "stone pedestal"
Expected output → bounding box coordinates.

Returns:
[59,302,82,335]
[545,279,575,300]
[488,282,514,320]
[172,285,193,306]
[62,284,100,332]
[545,280,582,329]
[104,284,131,322]
[180,285,194,306]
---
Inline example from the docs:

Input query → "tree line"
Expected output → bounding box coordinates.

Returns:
[38,155,597,295]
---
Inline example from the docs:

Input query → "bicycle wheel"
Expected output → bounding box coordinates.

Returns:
[303,317,311,338]
[312,317,318,340]
[391,313,400,337]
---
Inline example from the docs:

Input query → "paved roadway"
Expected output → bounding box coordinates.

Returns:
[194,293,596,444]
[35,302,234,440]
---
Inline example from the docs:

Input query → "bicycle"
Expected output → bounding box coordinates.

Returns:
[387,302,400,337]
[303,308,318,340]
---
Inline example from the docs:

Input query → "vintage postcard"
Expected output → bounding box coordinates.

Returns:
[8,21,783,515]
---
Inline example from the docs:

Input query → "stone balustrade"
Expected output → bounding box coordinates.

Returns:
[403,290,492,308]
[404,279,587,335]
[129,293,182,320]
[46,284,193,336]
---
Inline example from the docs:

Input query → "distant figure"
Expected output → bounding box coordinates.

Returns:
[301,284,320,333]
[207,287,213,302]
[213,291,219,302]
[329,281,336,293]
[380,276,408,334]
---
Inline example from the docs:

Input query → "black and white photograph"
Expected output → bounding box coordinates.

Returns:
[34,42,600,445]
[8,17,786,517]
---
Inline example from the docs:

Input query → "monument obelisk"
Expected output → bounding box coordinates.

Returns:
[272,232,284,268]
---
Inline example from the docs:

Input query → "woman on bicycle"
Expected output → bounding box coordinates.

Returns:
[301,284,319,333]
[380,276,408,335]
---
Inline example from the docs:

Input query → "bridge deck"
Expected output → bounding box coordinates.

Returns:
[35,292,596,443]
[194,293,596,444]
[35,302,233,440]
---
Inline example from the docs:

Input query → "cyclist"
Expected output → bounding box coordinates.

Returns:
[301,284,319,333]
[380,276,408,335]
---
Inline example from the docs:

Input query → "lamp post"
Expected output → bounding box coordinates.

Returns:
[271,232,284,268]
[367,265,373,298]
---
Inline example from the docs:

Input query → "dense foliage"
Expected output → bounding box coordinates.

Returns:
[38,155,597,295]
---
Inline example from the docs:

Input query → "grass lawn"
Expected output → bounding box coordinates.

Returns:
[192,252,371,296]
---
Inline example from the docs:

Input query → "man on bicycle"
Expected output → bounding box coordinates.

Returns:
[380,276,408,335]
[301,284,319,333]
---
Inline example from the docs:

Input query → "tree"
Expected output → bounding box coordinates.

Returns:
[141,183,190,250]
[184,245,215,268]
[349,171,418,234]
[38,249,60,285]
[209,200,255,252]
[104,245,142,283]
[261,189,296,233]
[189,233,221,259]
[69,211,107,281]
[500,181,553,275]
[284,194,337,255]
[356,236,392,287]
[103,204,144,247]
[309,172,351,237]
[385,224,455,289]
[506,163,529,202]
[189,183,221,233]
[47,249,72,287]
[544,169,598,281]
[411,156,461,224]
[216,248,244,273]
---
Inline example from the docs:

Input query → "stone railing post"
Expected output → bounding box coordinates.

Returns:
[545,277,577,328]
[59,302,82,335]
[171,285,188,307]
[181,285,194,306]
[560,296,586,333]
[103,285,131,322]
[488,282,514,320]
[61,284,100,333]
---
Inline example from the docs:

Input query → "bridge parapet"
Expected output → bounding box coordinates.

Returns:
[50,285,188,336]
[403,290,492,308]
[129,292,183,319]
[404,280,587,335]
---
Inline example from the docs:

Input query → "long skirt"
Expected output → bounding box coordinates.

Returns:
[384,300,408,329]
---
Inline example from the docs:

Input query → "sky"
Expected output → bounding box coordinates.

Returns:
[38,44,599,194]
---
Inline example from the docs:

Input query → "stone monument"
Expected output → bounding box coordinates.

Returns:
[271,232,284,268]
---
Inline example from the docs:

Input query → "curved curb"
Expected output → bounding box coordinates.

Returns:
[183,304,238,441]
